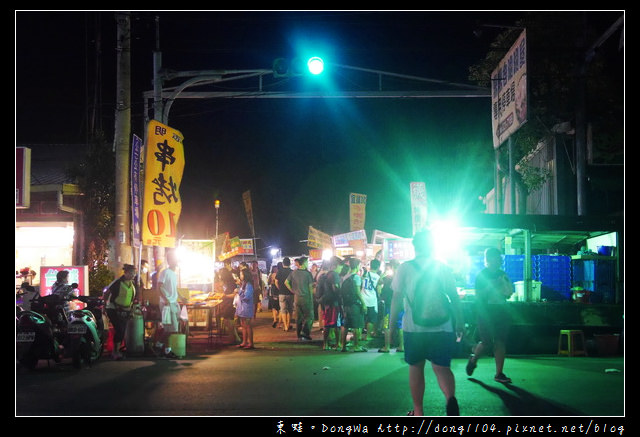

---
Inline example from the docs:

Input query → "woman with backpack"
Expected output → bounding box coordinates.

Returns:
[339,257,368,352]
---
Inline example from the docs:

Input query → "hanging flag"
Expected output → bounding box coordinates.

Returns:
[242,190,256,237]
[349,193,367,232]
[131,134,142,248]
[410,182,427,236]
[142,120,185,248]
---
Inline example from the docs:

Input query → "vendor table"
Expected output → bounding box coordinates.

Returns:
[185,300,224,345]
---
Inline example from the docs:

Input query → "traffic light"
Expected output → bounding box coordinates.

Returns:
[307,57,324,75]
[272,58,290,77]
[272,56,324,77]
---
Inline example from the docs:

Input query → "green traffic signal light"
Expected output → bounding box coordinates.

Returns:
[307,57,324,75]
[272,56,325,77]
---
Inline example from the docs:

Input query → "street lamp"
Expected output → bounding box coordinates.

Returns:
[212,199,220,294]
[215,199,220,238]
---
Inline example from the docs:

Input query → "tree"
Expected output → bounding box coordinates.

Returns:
[67,131,116,294]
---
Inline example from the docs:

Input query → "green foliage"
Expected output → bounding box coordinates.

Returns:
[88,263,115,296]
[66,131,116,292]
[468,12,623,163]
[517,162,552,193]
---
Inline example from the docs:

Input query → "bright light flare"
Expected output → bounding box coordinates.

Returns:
[307,57,324,75]
[429,219,463,262]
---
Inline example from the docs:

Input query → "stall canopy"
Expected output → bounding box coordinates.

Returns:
[454,214,623,253]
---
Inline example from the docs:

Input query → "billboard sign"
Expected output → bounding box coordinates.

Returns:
[332,230,367,248]
[382,238,414,262]
[307,226,333,249]
[491,29,528,148]
[39,265,88,297]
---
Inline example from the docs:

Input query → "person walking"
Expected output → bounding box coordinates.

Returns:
[235,267,256,349]
[275,257,294,332]
[285,256,315,341]
[389,229,464,416]
[104,264,137,360]
[267,264,280,328]
[466,247,514,383]
[340,257,367,352]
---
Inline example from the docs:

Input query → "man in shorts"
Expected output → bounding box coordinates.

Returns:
[275,257,294,331]
[389,229,464,416]
[466,247,514,383]
[286,256,315,341]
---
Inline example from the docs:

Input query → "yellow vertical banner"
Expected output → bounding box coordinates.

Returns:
[142,120,185,248]
[349,193,367,231]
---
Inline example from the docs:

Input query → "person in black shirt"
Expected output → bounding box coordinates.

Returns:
[275,257,293,332]
[218,259,242,344]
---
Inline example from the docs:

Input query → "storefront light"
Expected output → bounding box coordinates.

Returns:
[16,226,74,247]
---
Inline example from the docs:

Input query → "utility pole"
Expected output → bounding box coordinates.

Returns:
[113,11,132,270]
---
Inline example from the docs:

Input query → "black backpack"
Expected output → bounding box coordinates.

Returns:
[407,260,452,327]
[340,274,358,306]
[315,273,333,305]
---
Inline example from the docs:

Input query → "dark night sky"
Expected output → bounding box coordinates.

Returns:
[15,10,623,255]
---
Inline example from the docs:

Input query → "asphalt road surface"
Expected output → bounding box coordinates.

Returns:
[16,309,625,430]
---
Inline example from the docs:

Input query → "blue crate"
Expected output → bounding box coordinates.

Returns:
[503,254,525,282]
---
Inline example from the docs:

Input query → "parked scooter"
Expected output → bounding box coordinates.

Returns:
[16,282,38,315]
[16,290,70,370]
[64,295,105,369]
[16,283,105,370]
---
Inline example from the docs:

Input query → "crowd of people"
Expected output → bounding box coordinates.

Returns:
[243,253,406,353]
[97,230,514,417]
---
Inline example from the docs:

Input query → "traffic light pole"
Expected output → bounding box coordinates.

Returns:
[146,62,490,126]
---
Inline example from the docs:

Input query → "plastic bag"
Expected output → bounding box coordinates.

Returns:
[179,305,188,321]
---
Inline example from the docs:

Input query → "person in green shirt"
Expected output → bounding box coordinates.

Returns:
[105,264,138,360]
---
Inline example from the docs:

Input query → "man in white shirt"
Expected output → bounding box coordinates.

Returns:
[158,250,180,358]
[389,229,464,416]
[361,259,381,340]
